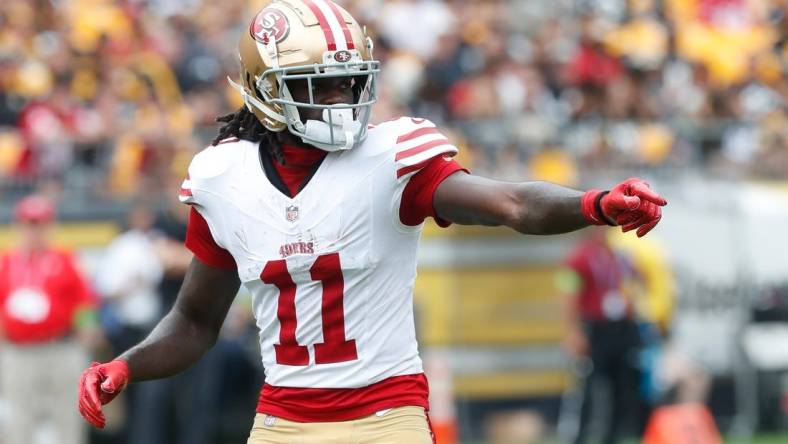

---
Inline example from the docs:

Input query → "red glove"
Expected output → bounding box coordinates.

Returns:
[78,359,130,429]
[581,177,667,237]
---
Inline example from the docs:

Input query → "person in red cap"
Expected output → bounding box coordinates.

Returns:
[0,194,99,444]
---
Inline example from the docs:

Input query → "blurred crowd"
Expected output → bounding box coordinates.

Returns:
[0,0,786,213]
[0,1,785,442]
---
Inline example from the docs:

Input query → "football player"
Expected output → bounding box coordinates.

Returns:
[78,1,666,443]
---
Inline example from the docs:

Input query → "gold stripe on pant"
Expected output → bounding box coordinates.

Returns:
[247,406,433,444]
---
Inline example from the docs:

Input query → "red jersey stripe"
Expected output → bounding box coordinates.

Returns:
[257,373,429,422]
[303,0,337,51]
[326,0,355,50]
[397,158,435,178]
[395,139,451,161]
[179,188,193,197]
[396,126,440,144]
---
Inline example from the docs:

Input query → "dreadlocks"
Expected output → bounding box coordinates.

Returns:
[212,106,285,164]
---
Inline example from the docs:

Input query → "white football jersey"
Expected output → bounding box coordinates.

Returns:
[180,117,458,389]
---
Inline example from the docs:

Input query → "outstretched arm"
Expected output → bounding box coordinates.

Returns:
[78,257,240,428]
[434,173,666,236]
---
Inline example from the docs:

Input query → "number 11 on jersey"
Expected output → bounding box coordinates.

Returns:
[261,253,358,366]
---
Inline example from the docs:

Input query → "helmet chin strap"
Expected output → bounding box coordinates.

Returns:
[302,108,361,152]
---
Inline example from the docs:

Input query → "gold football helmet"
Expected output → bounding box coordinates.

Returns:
[230,0,380,151]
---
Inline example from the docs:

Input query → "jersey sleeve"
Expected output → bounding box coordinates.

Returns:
[185,207,237,270]
[178,145,238,270]
[392,118,465,227]
[393,118,459,179]
[400,156,467,227]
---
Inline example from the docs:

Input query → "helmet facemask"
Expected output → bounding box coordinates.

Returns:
[236,52,379,152]
[270,57,379,151]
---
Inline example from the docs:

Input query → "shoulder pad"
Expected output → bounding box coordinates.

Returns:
[179,139,254,205]
[188,139,250,181]
[390,117,457,178]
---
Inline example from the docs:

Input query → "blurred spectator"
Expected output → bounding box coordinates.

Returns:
[95,203,163,353]
[0,195,100,444]
[15,81,76,180]
[151,188,193,314]
[558,227,645,444]
[126,192,225,444]
[377,0,457,61]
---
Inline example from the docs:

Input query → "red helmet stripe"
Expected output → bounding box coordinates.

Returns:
[303,0,337,51]
[325,1,355,50]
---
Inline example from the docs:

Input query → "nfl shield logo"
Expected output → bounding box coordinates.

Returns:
[285,205,299,222]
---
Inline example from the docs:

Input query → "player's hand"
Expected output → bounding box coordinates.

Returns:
[78,359,130,429]
[582,177,667,237]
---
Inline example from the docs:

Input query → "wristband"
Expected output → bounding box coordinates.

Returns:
[581,189,611,226]
[594,191,616,226]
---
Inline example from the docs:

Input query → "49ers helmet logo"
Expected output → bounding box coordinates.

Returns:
[250,8,290,44]
[333,50,352,62]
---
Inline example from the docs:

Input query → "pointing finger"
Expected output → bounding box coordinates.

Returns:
[629,181,667,206]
